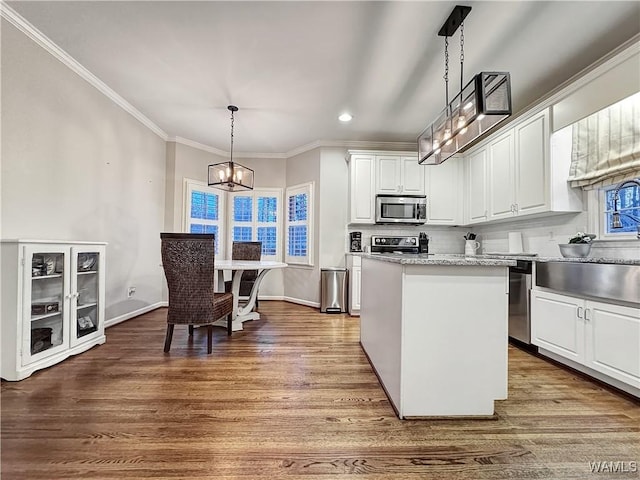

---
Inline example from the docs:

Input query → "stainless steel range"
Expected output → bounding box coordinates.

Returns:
[370,235,419,254]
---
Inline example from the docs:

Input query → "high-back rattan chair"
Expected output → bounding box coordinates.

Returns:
[160,233,233,354]
[225,241,262,308]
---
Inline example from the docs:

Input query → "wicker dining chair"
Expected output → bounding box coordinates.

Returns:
[160,233,233,354]
[224,241,262,308]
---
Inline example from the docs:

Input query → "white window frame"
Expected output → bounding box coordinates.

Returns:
[588,181,640,241]
[285,181,314,267]
[183,179,226,255]
[227,188,283,261]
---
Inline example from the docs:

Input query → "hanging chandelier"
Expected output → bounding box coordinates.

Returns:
[208,105,254,191]
[418,6,512,165]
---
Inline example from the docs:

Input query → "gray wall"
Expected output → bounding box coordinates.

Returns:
[165,142,287,297]
[284,148,321,304]
[318,148,350,269]
[1,20,167,321]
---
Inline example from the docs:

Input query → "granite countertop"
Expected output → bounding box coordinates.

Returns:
[361,253,517,267]
[476,253,640,265]
[348,252,640,265]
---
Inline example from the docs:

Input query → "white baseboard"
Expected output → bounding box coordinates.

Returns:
[105,302,167,328]
[105,298,320,329]
[255,295,285,301]
[282,296,321,308]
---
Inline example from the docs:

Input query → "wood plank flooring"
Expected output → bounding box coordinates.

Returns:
[2,301,639,479]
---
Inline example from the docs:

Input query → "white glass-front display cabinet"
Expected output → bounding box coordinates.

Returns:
[1,240,107,381]
[71,248,104,348]
[25,246,68,364]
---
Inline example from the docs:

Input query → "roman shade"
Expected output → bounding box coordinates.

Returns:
[568,92,640,189]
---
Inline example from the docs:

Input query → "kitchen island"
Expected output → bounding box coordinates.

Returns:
[360,254,516,418]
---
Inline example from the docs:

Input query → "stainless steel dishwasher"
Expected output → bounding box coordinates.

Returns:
[509,260,533,344]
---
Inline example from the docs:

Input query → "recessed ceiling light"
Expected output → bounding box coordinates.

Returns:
[338,113,353,122]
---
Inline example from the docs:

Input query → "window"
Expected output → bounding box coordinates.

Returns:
[600,179,640,237]
[184,180,225,254]
[285,182,313,266]
[228,189,282,259]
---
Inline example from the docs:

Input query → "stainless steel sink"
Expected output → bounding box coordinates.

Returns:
[536,262,640,306]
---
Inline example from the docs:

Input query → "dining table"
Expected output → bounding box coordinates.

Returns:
[214,260,287,331]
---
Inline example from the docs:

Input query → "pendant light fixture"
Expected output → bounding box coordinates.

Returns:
[208,105,254,191]
[418,5,512,165]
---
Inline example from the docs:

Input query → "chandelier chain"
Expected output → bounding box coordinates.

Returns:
[444,36,449,107]
[229,108,235,163]
[460,22,465,93]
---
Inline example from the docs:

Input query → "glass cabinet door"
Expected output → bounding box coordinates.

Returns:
[70,247,103,347]
[23,245,69,364]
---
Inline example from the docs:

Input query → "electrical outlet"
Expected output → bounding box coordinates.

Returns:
[127,286,136,298]
[549,231,555,241]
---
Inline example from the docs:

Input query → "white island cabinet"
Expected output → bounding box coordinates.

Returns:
[1,239,106,381]
[360,254,513,418]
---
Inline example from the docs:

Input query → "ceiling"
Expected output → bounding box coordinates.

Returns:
[6,1,640,155]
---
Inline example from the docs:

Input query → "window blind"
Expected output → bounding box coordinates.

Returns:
[568,92,640,190]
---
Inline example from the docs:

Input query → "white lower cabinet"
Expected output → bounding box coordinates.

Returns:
[531,289,640,391]
[346,255,361,316]
[1,240,107,381]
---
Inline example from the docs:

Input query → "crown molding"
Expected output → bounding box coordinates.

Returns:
[285,140,417,158]
[170,137,415,159]
[169,137,228,157]
[169,137,289,159]
[0,2,168,140]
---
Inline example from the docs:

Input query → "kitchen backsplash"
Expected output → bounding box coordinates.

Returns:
[349,212,639,259]
[348,225,467,254]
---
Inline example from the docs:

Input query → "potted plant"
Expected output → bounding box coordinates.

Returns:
[559,232,596,258]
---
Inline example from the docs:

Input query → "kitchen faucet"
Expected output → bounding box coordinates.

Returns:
[611,179,640,239]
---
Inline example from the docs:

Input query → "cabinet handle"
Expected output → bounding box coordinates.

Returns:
[514,203,519,212]
[510,204,515,213]
[584,308,591,322]
[577,306,583,319]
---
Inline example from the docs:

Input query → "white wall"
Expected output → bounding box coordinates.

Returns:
[1,20,167,321]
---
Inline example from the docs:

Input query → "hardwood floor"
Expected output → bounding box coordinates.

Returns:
[2,301,638,479]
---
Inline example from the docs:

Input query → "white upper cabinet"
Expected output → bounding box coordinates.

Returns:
[466,148,488,224]
[401,156,425,195]
[424,156,463,225]
[514,111,549,216]
[488,130,516,221]
[375,155,424,195]
[348,153,376,224]
[464,108,582,225]
[348,151,426,225]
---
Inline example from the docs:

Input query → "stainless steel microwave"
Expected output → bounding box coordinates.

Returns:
[375,195,427,224]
